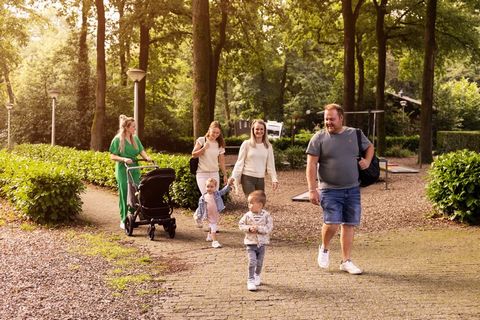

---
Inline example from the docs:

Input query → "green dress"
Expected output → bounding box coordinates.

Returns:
[109,135,144,222]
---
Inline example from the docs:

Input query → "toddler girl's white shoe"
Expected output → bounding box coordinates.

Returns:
[212,240,222,248]
[247,280,257,291]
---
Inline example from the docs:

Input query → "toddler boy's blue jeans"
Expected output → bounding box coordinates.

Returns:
[246,244,266,280]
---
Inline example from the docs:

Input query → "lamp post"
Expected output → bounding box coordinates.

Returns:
[126,68,146,124]
[48,88,60,146]
[5,102,13,149]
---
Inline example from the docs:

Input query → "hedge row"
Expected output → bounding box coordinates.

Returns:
[0,150,85,222]
[12,144,202,209]
[437,131,480,153]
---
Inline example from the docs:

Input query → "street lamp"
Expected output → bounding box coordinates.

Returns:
[126,68,146,124]
[5,102,13,149]
[48,88,60,146]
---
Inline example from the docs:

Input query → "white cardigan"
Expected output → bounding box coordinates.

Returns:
[231,140,278,183]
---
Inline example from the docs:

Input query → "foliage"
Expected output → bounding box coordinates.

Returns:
[385,135,419,152]
[0,150,85,223]
[12,144,201,209]
[434,78,480,131]
[437,131,480,153]
[426,150,480,224]
[283,145,306,169]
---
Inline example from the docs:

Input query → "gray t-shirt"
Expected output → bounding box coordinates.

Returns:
[306,127,371,189]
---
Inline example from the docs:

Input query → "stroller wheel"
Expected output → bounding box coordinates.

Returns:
[125,214,134,236]
[168,221,176,239]
[148,225,155,241]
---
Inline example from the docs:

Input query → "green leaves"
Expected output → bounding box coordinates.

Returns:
[0,150,85,223]
[426,150,480,224]
[12,144,201,210]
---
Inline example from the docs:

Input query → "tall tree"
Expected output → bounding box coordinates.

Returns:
[342,0,365,124]
[373,0,388,156]
[208,0,228,121]
[419,0,437,164]
[76,0,92,148]
[192,0,212,138]
[90,0,106,150]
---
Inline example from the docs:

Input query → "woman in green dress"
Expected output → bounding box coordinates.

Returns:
[109,115,151,229]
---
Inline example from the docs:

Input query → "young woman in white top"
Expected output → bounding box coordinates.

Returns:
[231,119,279,197]
[191,121,228,194]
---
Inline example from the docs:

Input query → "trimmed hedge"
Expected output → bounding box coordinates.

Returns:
[426,150,480,224]
[12,144,201,209]
[437,131,480,153]
[0,150,85,222]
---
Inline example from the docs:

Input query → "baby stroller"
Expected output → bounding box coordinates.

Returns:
[125,159,176,240]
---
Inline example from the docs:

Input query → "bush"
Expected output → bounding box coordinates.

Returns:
[437,131,480,153]
[385,135,419,152]
[0,151,85,222]
[426,150,480,224]
[384,145,415,158]
[283,146,306,169]
[12,144,202,209]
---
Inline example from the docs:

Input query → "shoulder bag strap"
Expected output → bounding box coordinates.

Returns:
[356,128,362,158]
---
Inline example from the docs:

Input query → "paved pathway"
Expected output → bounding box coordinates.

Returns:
[81,186,480,319]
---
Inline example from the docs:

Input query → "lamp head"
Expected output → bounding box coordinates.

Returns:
[126,68,146,82]
[48,88,61,99]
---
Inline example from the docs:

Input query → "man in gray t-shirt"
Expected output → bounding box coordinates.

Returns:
[306,103,374,275]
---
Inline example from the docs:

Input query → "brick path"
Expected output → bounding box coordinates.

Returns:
[81,186,480,319]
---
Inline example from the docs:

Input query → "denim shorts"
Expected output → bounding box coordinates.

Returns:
[319,187,361,225]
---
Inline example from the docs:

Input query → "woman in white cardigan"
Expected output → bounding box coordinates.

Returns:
[231,119,279,197]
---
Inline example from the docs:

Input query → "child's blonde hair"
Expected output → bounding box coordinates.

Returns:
[248,190,266,206]
[205,178,218,187]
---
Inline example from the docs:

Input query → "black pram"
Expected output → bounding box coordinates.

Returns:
[125,160,176,240]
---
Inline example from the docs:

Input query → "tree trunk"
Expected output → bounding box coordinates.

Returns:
[373,0,387,156]
[209,0,228,122]
[90,0,106,151]
[1,64,15,104]
[192,0,212,138]
[76,0,91,149]
[278,55,288,122]
[117,0,128,86]
[355,32,364,129]
[419,0,437,164]
[222,78,234,136]
[342,0,365,125]
[137,22,150,140]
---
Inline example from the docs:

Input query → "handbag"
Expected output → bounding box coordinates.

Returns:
[189,157,199,175]
[189,137,205,175]
[356,129,380,187]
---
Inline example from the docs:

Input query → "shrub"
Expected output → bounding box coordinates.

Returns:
[426,150,480,224]
[12,144,202,209]
[437,131,480,153]
[0,151,85,222]
[385,135,419,152]
[283,146,306,169]
[384,145,415,158]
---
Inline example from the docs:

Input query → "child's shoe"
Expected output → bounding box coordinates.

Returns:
[206,233,212,241]
[120,222,125,230]
[212,240,222,248]
[247,280,257,291]
[254,273,261,286]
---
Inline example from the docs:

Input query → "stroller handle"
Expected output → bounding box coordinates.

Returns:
[124,158,158,170]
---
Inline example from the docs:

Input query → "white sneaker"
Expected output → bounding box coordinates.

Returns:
[206,233,212,241]
[254,274,261,286]
[247,280,257,291]
[317,245,329,269]
[340,260,363,275]
[120,222,125,230]
[212,240,222,248]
